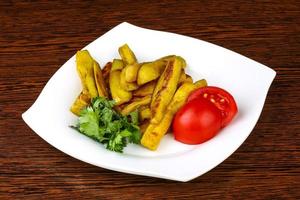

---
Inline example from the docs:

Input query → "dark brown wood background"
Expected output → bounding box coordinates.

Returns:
[1,0,299,199]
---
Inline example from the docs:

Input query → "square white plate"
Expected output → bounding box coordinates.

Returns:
[22,22,276,182]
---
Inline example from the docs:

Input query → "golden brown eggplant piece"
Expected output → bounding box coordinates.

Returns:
[118,44,137,65]
[136,55,184,86]
[166,82,205,112]
[178,69,186,85]
[102,62,112,96]
[184,74,193,83]
[121,95,151,116]
[141,113,172,150]
[141,81,207,150]
[139,120,150,134]
[194,79,207,88]
[124,63,140,82]
[109,70,132,105]
[137,60,166,85]
[70,92,91,116]
[159,55,186,68]
[139,106,151,121]
[102,62,112,81]
[111,59,124,72]
[177,56,186,68]
[178,70,195,86]
[120,68,139,91]
[133,81,156,97]
[93,62,108,97]
[150,57,182,124]
[76,50,98,98]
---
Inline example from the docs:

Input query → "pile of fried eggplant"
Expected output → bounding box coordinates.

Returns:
[70,44,207,150]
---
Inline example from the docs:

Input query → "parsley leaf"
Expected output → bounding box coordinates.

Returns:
[73,97,142,153]
[129,109,139,125]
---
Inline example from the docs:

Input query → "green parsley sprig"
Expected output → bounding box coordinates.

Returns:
[72,97,141,153]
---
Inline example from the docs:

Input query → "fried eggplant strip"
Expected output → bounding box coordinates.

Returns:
[178,69,186,85]
[76,50,98,98]
[121,95,151,116]
[139,107,151,121]
[150,57,182,124]
[159,55,186,68]
[109,70,132,105]
[93,62,108,97]
[111,59,124,72]
[120,68,139,91]
[133,81,156,97]
[70,92,91,116]
[124,63,140,82]
[118,44,137,65]
[184,74,193,83]
[102,62,112,85]
[139,120,150,134]
[137,60,166,85]
[141,80,207,150]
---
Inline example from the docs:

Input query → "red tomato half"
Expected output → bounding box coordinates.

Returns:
[173,98,222,144]
[188,86,238,127]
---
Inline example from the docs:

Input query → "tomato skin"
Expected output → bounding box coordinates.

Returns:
[188,86,238,127]
[173,98,222,144]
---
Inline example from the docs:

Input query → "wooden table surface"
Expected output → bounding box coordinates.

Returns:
[1,0,299,199]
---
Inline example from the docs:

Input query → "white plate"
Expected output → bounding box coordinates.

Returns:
[22,22,276,182]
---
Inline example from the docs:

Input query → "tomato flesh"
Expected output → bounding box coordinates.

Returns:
[188,86,238,127]
[173,86,238,145]
[173,98,222,144]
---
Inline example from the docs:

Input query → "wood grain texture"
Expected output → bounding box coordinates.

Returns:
[0,0,299,199]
